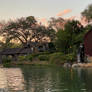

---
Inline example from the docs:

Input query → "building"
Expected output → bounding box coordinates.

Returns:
[84,29,92,62]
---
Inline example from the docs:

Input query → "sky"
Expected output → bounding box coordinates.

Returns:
[0,0,91,21]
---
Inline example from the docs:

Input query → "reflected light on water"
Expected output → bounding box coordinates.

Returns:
[1,66,92,92]
[4,68,26,92]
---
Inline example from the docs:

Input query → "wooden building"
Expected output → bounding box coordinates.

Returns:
[84,29,92,62]
[0,42,50,63]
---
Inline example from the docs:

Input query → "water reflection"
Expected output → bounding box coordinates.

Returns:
[0,68,8,92]
[4,68,26,92]
[76,68,92,92]
[20,66,92,92]
[3,66,92,92]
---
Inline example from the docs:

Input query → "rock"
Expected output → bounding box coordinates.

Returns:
[63,63,71,68]
[72,63,80,68]
[72,63,92,68]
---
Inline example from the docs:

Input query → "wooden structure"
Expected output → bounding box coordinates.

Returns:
[84,29,92,56]
[0,48,32,63]
[84,29,92,62]
[0,42,49,63]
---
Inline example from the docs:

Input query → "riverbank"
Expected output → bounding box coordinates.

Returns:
[72,63,92,68]
[3,60,92,68]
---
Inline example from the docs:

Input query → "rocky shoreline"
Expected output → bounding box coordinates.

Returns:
[63,63,92,68]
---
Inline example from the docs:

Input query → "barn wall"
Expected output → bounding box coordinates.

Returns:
[84,30,92,56]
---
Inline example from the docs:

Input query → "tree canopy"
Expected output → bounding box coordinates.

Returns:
[55,20,84,54]
[81,4,92,22]
[1,16,55,48]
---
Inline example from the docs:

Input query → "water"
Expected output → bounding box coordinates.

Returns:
[19,66,92,92]
[1,66,92,92]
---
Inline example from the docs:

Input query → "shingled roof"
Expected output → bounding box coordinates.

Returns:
[0,48,32,55]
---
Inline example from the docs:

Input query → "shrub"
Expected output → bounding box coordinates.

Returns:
[18,54,33,61]
[2,56,12,64]
[18,56,27,61]
[49,52,66,65]
[65,53,76,63]
[38,55,49,61]
[26,54,33,61]
[2,56,12,67]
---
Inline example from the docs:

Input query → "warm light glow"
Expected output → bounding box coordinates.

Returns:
[39,18,49,27]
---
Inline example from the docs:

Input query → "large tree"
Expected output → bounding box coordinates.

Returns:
[2,16,36,46]
[55,20,84,54]
[1,16,55,47]
[81,4,92,23]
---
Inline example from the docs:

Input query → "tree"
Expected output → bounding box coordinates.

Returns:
[1,16,56,48]
[81,4,92,23]
[2,16,36,46]
[55,20,84,54]
[49,17,65,31]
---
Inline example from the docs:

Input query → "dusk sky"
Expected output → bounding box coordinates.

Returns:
[0,0,91,21]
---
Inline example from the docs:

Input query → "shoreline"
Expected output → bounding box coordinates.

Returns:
[2,61,92,68]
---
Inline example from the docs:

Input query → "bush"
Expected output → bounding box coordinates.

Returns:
[2,56,12,67]
[18,54,33,61]
[49,52,66,65]
[38,55,49,61]
[2,56,12,64]
[26,54,33,61]
[65,53,76,63]
[18,56,27,61]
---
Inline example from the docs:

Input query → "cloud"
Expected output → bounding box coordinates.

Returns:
[56,9,72,17]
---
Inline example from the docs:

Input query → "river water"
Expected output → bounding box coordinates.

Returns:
[1,66,92,92]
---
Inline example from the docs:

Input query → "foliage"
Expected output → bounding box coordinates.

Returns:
[55,20,85,54]
[1,16,56,48]
[18,54,33,61]
[48,42,56,52]
[49,17,65,31]
[18,56,27,61]
[84,24,92,32]
[2,57,11,63]
[49,52,66,65]
[2,56,12,66]
[26,54,33,61]
[81,4,92,22]
[65,53,76,63]
[2,16,36,46]
[38,54,49,61]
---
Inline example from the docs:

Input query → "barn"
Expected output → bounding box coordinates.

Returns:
[84,29,92,56]
[84,29,92,62]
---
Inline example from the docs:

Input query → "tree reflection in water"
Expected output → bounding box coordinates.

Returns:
[20,66,92,92]
[4,65,92,92]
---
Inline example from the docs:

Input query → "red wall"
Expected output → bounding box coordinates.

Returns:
[84,30,92,56]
